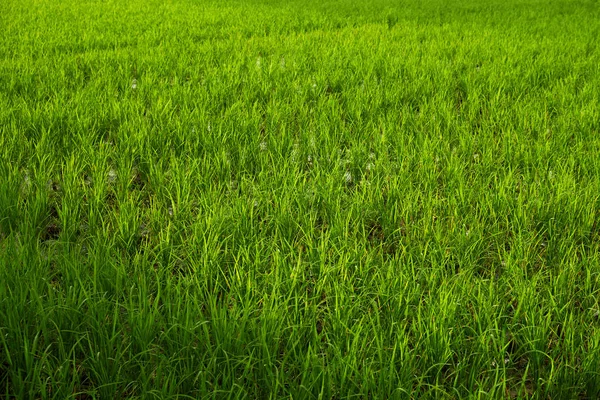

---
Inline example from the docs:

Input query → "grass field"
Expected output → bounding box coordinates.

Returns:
[1,0,600,398]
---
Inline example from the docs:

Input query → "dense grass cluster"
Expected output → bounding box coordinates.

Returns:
[1,0,600,398]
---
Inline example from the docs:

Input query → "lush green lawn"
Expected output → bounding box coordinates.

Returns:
[1,0,600,398]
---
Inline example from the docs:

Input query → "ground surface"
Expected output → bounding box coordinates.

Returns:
[1,0,600,398]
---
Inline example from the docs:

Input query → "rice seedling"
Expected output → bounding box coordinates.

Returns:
[1,0,600,398]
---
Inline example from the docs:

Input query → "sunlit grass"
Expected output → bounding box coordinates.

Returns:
[1,0,600,398]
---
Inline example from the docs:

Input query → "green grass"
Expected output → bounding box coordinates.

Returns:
[1,0,600,398]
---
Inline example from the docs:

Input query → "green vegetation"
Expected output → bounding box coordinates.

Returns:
[1,0,600,398]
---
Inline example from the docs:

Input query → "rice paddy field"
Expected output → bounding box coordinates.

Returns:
[2,0,600,398]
